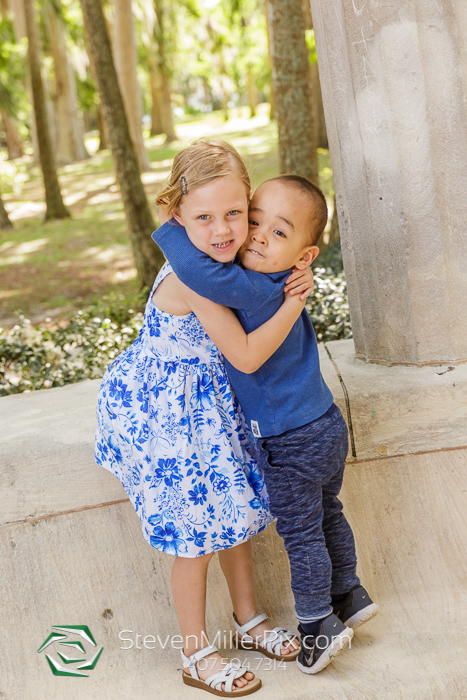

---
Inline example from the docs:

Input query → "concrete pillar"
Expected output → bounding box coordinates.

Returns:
[310,0,467,365]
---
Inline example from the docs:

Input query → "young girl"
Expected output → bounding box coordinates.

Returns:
[95,140,313,696]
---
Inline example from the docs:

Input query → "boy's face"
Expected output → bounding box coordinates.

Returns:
[238,181,319,273]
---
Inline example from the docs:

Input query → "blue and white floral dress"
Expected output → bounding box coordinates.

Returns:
[95,263,272,557]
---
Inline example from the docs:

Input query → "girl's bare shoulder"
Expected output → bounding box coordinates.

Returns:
[152,270,192,316]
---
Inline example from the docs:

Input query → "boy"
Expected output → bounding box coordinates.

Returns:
[152,175,378,674]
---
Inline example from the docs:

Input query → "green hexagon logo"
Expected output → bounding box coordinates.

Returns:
[37,625,103,677]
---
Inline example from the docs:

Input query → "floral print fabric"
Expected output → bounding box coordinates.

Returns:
[95,263,272,557]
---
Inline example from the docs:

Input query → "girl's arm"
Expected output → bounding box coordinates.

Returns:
[181,280,308,374]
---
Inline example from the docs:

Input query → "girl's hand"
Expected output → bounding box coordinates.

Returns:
[284,266,314,300]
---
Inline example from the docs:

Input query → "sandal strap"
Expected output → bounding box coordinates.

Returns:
[181,643,218,681]
[205,660,249,693]
[261,627,297,656]
[232,611,268,636]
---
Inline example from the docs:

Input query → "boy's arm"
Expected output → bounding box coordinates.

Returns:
[183,283,305,374]
[152,221,273,310]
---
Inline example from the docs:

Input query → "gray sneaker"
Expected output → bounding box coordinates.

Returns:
[296,613,353,675]
[332,585,379,629]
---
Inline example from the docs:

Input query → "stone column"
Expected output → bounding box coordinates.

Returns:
[309,0,467,365]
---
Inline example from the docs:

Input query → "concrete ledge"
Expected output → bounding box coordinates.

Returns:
[2,339,466,526]
[320,340,467,460]
[2,341,467,698]
[2,451,467,698]
[0,380,125,525]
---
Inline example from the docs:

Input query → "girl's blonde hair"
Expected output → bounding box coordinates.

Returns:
[155,139,251,212]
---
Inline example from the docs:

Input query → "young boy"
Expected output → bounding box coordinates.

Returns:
[152,175,378,675]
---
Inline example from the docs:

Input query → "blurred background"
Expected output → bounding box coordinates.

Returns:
[0,0,350,396]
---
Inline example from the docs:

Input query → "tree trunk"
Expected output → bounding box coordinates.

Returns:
[247,69,257,118]
[161,70,177,143]
[310,61,328,150]
[1,111,24,159]
[80,0,164,289]
[329,193,340,245]
[9,0,26,36]
[159,67,176,141]
[264,0,275,120]
[200,77,212,114]
[306,8,328,151]
[153,0,176,143]
[112,0,150,171]
[266,0,318,183]
[149,65,164,136]
[45,0,89,165]
[23,0,69,220]
[317,194,340,250]
[86,46,109,151]
[0,192,13,229]
[96,104,109,150]
[9,0,40,165]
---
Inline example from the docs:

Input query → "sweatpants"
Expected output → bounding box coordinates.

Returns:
[257,402,360,622]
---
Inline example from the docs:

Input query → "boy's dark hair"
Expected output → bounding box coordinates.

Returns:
[268,175,328,245]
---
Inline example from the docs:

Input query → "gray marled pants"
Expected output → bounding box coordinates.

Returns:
[258,403,360,623]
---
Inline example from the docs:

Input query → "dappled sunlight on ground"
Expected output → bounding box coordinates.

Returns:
[0,107,333,327]
[0,289,23,300]
[87,191,121,206]
[0,237,49,263]
[7,201,46,221]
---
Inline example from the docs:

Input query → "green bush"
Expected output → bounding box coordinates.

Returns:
[0,293,144,397]
[0,264,352,396]
[307,267,352,343]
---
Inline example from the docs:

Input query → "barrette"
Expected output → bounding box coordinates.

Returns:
[180,175,188,195]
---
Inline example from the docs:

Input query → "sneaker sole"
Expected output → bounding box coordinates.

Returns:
[296,627,354,675]
[343,603,379,629]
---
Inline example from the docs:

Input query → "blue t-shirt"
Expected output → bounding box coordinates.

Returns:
[151,221,333,438]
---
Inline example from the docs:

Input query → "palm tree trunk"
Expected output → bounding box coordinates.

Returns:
[264,0,275,120]
[247,69,257,118]
[159,67,176,142]
[329,194,340,245]
[266,0,318,183]
[311,61,328,150]
[149,66,164,136]
[9,0,40,165]
[96,104,109,150]
[0,192,13,229]
[80,0,164,289]
[23,0,70,220]
[112,0,150,171]
[45,0,89,164]
[153,0,176,143]
[1,111,24,159]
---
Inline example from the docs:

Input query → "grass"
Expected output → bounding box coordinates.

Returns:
[0,104,334,328]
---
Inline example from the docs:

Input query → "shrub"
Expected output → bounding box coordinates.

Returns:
[0,262,352,396]
[0,293,144,397]
[306,267,352,343]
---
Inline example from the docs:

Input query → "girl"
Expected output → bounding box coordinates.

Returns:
[95,140,313,696]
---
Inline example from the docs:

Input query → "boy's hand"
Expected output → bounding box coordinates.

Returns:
[284,266,314,301]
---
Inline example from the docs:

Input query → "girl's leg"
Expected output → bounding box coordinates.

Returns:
[218,541,298,655]
[171,553,254,689]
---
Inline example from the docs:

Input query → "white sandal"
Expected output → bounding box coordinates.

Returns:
[181,643,262,696]
[233,612,299,662]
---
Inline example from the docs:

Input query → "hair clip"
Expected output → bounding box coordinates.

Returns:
[180,175,188,195]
